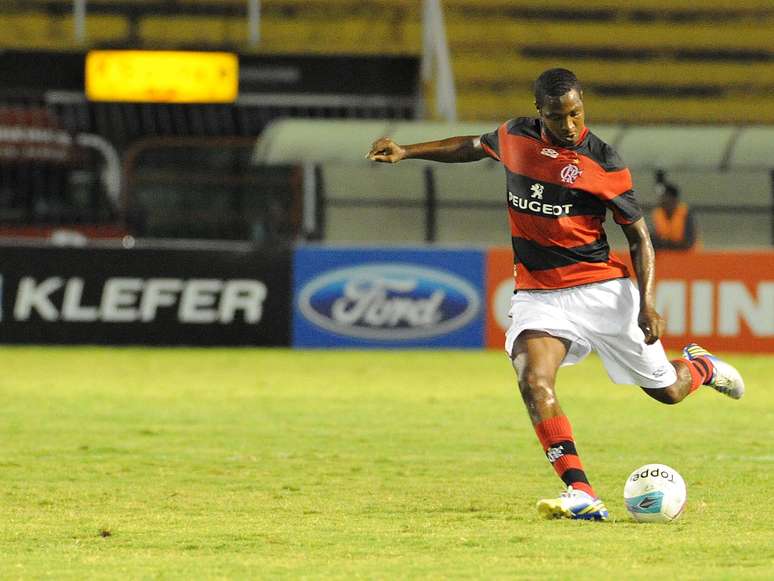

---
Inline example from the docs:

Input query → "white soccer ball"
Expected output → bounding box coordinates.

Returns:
[623,463,687,523]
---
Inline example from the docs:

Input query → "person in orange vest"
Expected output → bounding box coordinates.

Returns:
[649,182,698,251]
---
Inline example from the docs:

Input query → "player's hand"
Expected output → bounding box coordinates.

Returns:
[366,137,406,163]
[638,306,665,345]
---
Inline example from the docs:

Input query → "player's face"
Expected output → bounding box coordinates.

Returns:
[537,89,585,147]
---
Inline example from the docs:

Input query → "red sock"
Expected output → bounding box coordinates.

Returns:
[676,357,715,393]
[534,415,596,498]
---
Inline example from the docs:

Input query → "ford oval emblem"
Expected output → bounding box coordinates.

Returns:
[297,263,481,340]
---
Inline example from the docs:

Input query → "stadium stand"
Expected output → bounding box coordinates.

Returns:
[3,0,773,123]
[1,2,772,244]
[443,0,774,123]
[0,12,129,49]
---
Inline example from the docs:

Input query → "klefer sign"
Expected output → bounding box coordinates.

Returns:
[10,276,266,324]
[293,247,485,348]
[0,244,291,346]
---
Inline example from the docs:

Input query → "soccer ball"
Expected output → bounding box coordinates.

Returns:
[623,464,687,523]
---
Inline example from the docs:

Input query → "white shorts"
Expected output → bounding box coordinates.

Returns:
[504,278,677,389]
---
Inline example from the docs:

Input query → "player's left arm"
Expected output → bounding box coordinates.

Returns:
[622,218,664,345]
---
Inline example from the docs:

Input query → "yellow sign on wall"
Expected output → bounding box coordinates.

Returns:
[86,50,238,103]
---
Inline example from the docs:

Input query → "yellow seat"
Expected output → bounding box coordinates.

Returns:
[0,11,128,49]
[441,0,774,123]
[5,0,774,124]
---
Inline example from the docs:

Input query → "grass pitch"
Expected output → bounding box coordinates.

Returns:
[0,348,772,579]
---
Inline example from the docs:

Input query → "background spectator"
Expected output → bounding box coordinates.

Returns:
[649,182,698,251]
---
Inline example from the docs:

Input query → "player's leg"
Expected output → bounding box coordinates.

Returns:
[511,330,567,424]
[576,279,744,404]
[642,344,745,404]
[512,331,608,521]
[681,343,744,399]
[639,360,696,404]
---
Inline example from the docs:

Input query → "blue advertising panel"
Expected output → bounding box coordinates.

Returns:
[293,246,485,348]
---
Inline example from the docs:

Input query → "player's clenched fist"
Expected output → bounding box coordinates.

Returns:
[638,306,665,345]
[366,137,406,163]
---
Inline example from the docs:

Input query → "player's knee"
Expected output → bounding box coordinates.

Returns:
[662,384,685,404]
[518,369,556,405]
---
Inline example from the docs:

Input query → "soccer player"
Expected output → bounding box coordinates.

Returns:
[366,68,745,521]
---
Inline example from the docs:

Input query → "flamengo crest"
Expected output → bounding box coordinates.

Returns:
[560,164,582,184]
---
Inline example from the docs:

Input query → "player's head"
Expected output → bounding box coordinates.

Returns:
[534,68,585,147]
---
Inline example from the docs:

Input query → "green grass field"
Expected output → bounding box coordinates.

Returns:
[0,348,772,579]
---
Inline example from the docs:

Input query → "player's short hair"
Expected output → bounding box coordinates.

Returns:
[534,68,582,107]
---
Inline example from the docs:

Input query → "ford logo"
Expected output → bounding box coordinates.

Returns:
[297,263,480,340]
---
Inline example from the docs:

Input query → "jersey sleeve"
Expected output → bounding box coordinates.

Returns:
[479,127,501,161]
[607,188,643,225]
[592,144,643,225]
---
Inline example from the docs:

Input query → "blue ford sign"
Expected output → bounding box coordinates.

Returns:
[298,263,479,340]
[293,247,485,348]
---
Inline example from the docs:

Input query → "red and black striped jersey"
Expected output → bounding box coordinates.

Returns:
[480,117,641,290]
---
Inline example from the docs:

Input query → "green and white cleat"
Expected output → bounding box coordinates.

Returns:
[536,486,609,521]
[683,343,745,400]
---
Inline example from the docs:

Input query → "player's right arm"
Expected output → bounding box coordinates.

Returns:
[366,136,488,164]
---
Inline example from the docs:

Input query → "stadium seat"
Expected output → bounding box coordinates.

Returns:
[442,0,773,9]
[138,14,418,54]
[458,93,774,124]
[442,1,774,123]
[6,1,774,123]
[0,11,128,49]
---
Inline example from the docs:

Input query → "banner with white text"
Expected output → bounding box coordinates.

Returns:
[486,248,774,354]
[293,246,485,348]
[0,244,291,345]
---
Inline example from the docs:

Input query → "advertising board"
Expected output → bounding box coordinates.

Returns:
[485,248,774,354]
[293,246,484,348]
[0,244,291,345]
